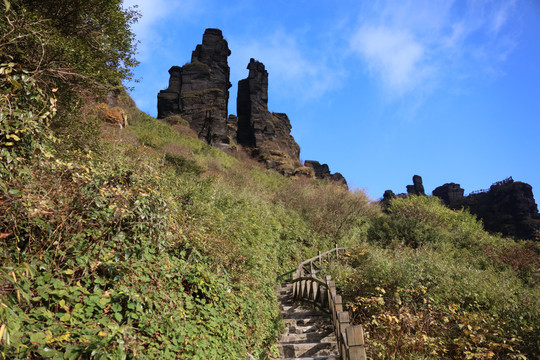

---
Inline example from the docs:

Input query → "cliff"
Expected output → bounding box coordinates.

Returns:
[236,59,302,175]
[385,176,540,240]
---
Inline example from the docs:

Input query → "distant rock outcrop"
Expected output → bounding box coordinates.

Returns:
[157,28,235,150]
[456,178,540,240]
[157,29,347,183]
[386,175,540,240]
[304,160,347,186]
[432,183,465,206]
[236,58,301,175]
[406,175,426,196]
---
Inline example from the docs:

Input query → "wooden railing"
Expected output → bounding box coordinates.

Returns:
[290,245,367,360]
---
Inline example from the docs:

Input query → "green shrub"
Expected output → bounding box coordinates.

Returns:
[0,63,57,178]
[327,196,540,359]
[276,180,380,245]
[368,196,487,250]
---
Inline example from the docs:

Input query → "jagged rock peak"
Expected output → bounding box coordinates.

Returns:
[385,175,540,240]
[406,175,426,196]
[304,160,347,186]
[237,58,301,175]
[157,28,235,150]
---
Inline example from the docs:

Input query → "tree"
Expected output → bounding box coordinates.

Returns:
[0,0,139,133]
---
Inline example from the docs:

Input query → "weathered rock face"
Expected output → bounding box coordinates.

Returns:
[432,183,465,206]
[156,29,349,183]
[458,178,540,240]
[304,160,347,186]
[406,175,426,196]
[236,59,301,175]
[157,28,235,150]
[387,175,540,240]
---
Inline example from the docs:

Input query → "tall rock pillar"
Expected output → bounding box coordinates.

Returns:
[236,58,301,175]
[157,28,235,150]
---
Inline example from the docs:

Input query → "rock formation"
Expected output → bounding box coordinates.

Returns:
[157,29,347,183]
[386,175,540,240]
[304,160,347,186]
[456,178,540,240]
[236,58,301,175]
[380,190,397,212]
[432,183,465,206]
[406,175,426,196]
[157,28,235,150]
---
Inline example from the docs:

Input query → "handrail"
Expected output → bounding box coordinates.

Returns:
[299,245,348,267]
[290,245,367,360]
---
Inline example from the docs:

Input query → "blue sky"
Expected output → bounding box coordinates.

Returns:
[122,0,540,201]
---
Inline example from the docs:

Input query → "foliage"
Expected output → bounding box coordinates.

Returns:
[326,196,540,359]
[0,0,139,148]
[1,93,376,358]
[128,110,236,170]
[276,180,380,245]
[0,62,56,178]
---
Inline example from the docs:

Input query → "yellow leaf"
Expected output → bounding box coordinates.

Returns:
[98,331,108,337]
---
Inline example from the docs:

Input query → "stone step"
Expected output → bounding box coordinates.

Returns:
[278,356,340,360]
[283,316,331,327]
[280,330,336,343]
[286,324,334,335]
[282,310,323,319]
[276,282,339,359]
[278,342,338,358]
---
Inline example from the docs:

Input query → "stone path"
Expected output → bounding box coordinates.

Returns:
[275,283,339,360]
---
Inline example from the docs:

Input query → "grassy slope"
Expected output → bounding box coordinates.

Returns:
[327,196,540,359]
[1,94,538,359]
[0,94,375,359]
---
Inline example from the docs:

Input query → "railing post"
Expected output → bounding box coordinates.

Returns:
[334,294,343,312]
[335,243,339,259]
[337,311,350,358]
[346,326,367,360]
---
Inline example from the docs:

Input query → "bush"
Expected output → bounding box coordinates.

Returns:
[0,0,138,151]
[276,180,380,245]
[0,62,57,178]
[368,196,486,250]
[164,153,204,176]
[327,196,540,359]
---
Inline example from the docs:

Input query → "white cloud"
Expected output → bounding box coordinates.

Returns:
[229,30,344,102]
[348,0,519,96]
[350,26,426,94]
[122,0,201,60]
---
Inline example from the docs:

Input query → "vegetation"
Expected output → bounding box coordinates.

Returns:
[326,196,539,359]
[1,1,538,359]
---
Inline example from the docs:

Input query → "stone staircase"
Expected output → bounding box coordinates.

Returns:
[275,283,340,360]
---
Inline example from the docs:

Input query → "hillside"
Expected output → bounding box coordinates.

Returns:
[1,2,539,360]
